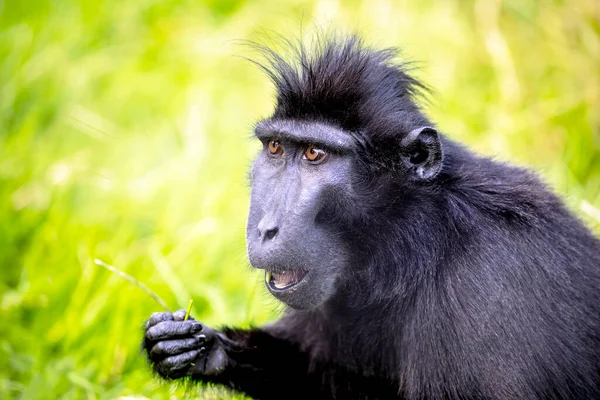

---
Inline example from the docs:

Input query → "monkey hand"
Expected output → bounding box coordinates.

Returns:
[143,310,230,380]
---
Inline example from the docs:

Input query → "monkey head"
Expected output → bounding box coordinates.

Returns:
[246,119,442,310]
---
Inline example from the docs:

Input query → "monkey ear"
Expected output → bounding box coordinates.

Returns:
[400,127,443,180]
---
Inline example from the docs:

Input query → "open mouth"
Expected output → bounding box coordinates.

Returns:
[265,269,308,291]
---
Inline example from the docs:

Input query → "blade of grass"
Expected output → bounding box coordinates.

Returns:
[93,258,172,312]
[184,299,194,321]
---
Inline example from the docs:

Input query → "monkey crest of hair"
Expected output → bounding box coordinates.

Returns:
[256,35,431,166]
[143,34,600,400]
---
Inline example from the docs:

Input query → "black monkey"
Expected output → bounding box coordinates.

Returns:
[143,36,600,399]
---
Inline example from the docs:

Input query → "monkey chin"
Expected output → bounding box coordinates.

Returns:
[264,269,334,310]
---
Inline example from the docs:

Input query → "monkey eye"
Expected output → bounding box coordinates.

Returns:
[303,145,327,163]
[267,139,283,156]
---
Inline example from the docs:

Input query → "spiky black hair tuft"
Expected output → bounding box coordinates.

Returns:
[252,35,432,151]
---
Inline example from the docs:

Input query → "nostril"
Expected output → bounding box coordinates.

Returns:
[257,217,280,241]
[264,227,279,241]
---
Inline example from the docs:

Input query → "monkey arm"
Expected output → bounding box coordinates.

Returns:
[198,326,400,399]
[200,327,315,399]
[143,311,316,399]
[144,311,401,399]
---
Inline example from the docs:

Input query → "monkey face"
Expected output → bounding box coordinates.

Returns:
[246,117,442,310]
[246,119,356,310]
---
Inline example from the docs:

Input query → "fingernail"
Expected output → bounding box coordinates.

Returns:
[191,323,203,333]
[197,334,206,344]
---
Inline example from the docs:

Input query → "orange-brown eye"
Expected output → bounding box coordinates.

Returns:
[267,139,283,156]
[303,145,327,163]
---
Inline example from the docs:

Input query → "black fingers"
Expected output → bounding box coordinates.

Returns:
[150,335,206,357]
[142,311,227,380]
[173,309,194,321]
[146,312,174,329]
[156,349,201,379]
[146,309,195,330]
[146,321,203,341]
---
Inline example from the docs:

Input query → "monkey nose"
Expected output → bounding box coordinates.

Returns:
[257,218,280,242]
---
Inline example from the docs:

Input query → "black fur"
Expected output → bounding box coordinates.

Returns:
[143,35,600,399]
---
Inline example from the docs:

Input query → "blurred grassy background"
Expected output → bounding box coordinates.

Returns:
[0,0,598,399]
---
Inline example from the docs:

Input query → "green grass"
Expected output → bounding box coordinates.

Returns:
[1,0,599,399]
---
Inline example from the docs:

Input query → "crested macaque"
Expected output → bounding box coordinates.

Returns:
[143,36,600,400]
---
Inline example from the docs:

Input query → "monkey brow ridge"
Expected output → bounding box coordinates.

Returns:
[254,119,356,152]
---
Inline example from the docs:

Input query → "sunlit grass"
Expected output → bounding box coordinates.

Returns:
[1,0,598,399]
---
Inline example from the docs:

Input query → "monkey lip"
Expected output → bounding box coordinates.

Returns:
[265,269,308,291]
